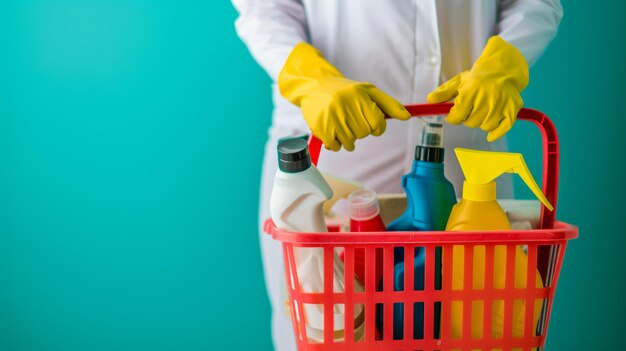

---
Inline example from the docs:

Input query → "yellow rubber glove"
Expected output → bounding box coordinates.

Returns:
[427,36,529,142]
[278,42,411,151]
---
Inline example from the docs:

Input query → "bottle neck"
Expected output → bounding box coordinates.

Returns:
[462,181,497,202]
[411,160,444,175]
[277,165,313,178]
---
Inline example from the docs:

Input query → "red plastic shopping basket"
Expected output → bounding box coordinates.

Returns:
[264,103,578,351]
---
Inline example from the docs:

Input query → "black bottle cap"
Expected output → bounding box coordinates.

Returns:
[277,138,312,173]
[415,145,445,163]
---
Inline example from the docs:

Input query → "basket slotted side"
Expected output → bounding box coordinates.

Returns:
[266,103,578,350]
[266,221,578,351]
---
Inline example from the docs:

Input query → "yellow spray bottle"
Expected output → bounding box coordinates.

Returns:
[446,148,554,343]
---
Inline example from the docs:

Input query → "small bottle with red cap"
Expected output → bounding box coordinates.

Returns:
[347,189,386,288]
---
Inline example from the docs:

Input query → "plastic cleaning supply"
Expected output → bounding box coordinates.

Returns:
[348,189,386,232]
[427,36,529,141]
[269,137,365,342]
[278,42,410,151]
[346,189,386,287]
[387,122,456,231]
[266,103,579,351]
[383,122,457,339]
[445,147,554,341]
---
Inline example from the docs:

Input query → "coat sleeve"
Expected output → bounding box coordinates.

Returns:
[232,0,309,81]
[497,0,563,66]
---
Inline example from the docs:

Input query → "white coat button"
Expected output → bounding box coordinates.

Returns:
[427,54,439,65]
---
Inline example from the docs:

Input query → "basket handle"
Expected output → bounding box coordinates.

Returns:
[307,102,559,230]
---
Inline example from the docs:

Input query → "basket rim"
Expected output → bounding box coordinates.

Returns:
[263,219,578,245]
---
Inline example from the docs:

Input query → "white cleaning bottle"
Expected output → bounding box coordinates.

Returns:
[270,137,364,342]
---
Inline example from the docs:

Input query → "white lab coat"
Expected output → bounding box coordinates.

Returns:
[232,1,562,349]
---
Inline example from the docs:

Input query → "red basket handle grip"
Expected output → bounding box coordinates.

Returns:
[307,102,559,230]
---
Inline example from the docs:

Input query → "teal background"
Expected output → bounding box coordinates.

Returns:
[0,1,623,350]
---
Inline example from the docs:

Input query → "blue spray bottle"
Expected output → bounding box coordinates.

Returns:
[378,121,456,340]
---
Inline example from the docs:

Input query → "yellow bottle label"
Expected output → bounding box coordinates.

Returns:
[446,200,544,342]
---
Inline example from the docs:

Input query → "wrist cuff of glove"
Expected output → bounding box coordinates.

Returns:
[278,42,346,105]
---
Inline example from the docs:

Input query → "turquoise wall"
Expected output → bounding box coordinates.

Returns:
[511,1,626,349]
[0,1,623,350]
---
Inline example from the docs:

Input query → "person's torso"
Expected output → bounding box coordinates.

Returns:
[268,0,511,197]
[273,0,499,127]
